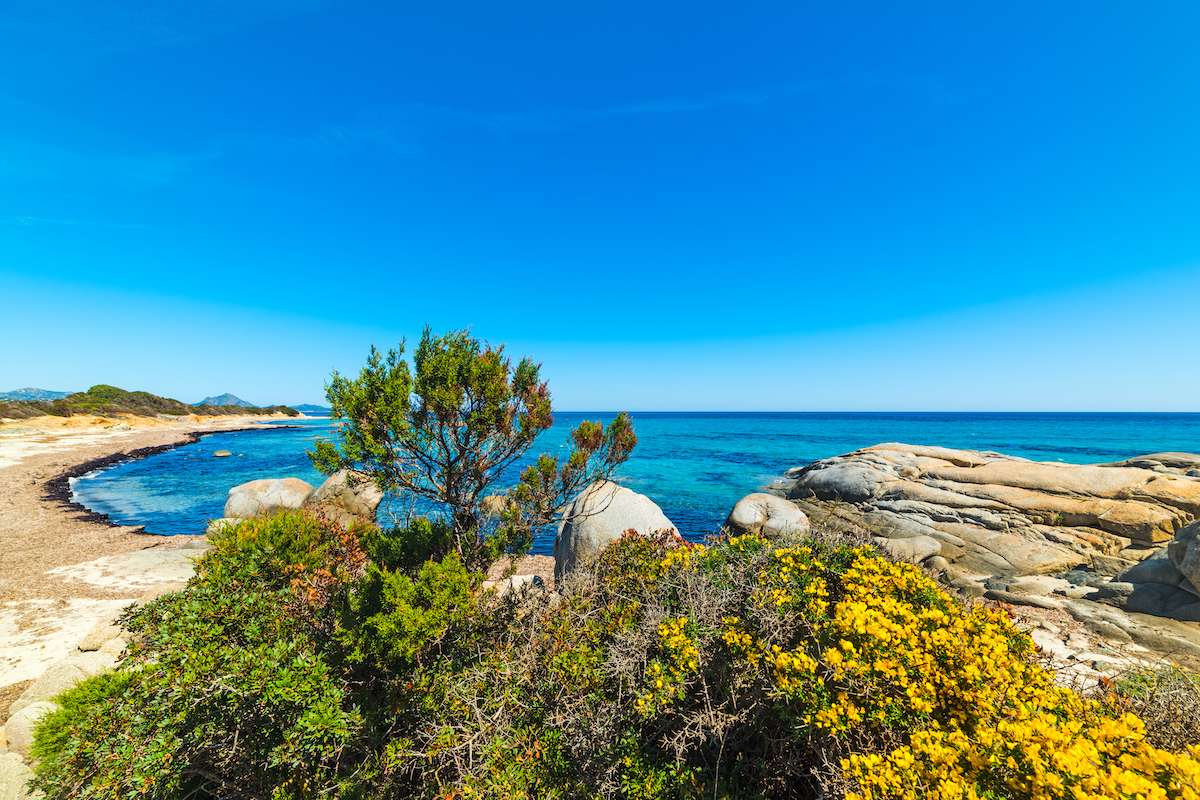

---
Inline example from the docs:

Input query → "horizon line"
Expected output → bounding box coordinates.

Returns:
[546,409,1200,415]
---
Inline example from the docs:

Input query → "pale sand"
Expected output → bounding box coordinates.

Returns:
[0,413,297,690]
[0,599,131,686]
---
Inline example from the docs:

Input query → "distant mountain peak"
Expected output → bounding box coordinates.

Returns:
[291,403,332,415]
[196,393,256,407]
[0,387,72,401]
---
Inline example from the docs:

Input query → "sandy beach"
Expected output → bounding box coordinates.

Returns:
[0,413,297,703]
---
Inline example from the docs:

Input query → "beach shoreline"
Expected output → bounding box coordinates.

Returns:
[44,423,303,531]
[0,413,299,692]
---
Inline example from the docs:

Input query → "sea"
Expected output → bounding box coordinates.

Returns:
[71,412,1200,554]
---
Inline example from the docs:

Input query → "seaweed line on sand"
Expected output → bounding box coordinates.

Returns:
[42,425,304,530]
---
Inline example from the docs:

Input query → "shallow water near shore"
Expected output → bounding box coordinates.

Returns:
[71,412,1200,554]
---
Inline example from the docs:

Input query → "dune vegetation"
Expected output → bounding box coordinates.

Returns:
[0,384,298,419]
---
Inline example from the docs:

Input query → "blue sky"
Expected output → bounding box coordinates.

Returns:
[2,2,1198,410]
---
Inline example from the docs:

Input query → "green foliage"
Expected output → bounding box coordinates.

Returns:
[362,515,456,571]
[31,511,1200,799]
[25,509,857,799]
[199,510,365,590]
[0,384,299,419]
[29,512,512,799]
[32,514,360,799]
[336,552,481,671]
[311,328,636,569]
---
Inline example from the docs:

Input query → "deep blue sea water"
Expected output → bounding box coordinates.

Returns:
[72,413,1200,554]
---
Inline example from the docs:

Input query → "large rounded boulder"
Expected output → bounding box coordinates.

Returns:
[4,701,57,759]
[725,493,810,538]
[554,481,676,583]
[302,470,383,528]
[789,461,892,503]
[224,477,314,519]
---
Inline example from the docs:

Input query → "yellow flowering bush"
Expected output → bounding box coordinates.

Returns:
[829,559,1200,798]
[636,617,702,716]
[553,528,1200,797]
[695,535,1200,799]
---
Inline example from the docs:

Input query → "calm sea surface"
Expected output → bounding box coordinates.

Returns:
[72,413,1200,554]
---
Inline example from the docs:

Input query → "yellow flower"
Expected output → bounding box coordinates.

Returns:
[718,545,1200,800]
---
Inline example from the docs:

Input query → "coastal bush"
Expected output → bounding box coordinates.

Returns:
[0,399,58,419]
[1111,666,1200,751]
[31,511,1200,799]
[309,328,636,569]
[31,513,359,798]
[0,384,299,418]
[433,532,1200,799]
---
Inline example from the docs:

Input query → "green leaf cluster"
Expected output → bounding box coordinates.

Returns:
[310,328,636,569]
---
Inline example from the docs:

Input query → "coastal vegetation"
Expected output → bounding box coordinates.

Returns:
[28,513,1200,798]
[24,331,1200,798]
[309,329,636,570]
[0,384,298,420]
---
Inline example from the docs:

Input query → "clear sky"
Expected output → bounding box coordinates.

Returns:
[2,2,1198,410]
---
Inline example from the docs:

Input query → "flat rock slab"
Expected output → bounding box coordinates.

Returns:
[2,545,204,689]
[778,442,1200,669]
[1104,452,1200,476]
[0,598,130,689]
[485,555,555,588]
[0,751,35,800]
[47,544,207,592]
[786,443,1200,571]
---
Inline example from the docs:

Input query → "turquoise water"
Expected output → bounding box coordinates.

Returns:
[72,413,1200,553]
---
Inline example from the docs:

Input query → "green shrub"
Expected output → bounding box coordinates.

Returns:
[1110,666,1200,751]
[362,516,456,572]
[32,513,1200,799]
[310,328,636,569]
[335,552,481,670]
[32,514,361,798]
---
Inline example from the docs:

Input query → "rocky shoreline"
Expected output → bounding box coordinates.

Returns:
[769,443,1200,678]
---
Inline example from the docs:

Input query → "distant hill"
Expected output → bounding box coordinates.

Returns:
[0,385,299,420]
[196,393,256,408]
[0,387,72,401]
[292,403,333,415]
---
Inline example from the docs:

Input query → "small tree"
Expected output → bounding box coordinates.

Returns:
[310,328,636,568]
